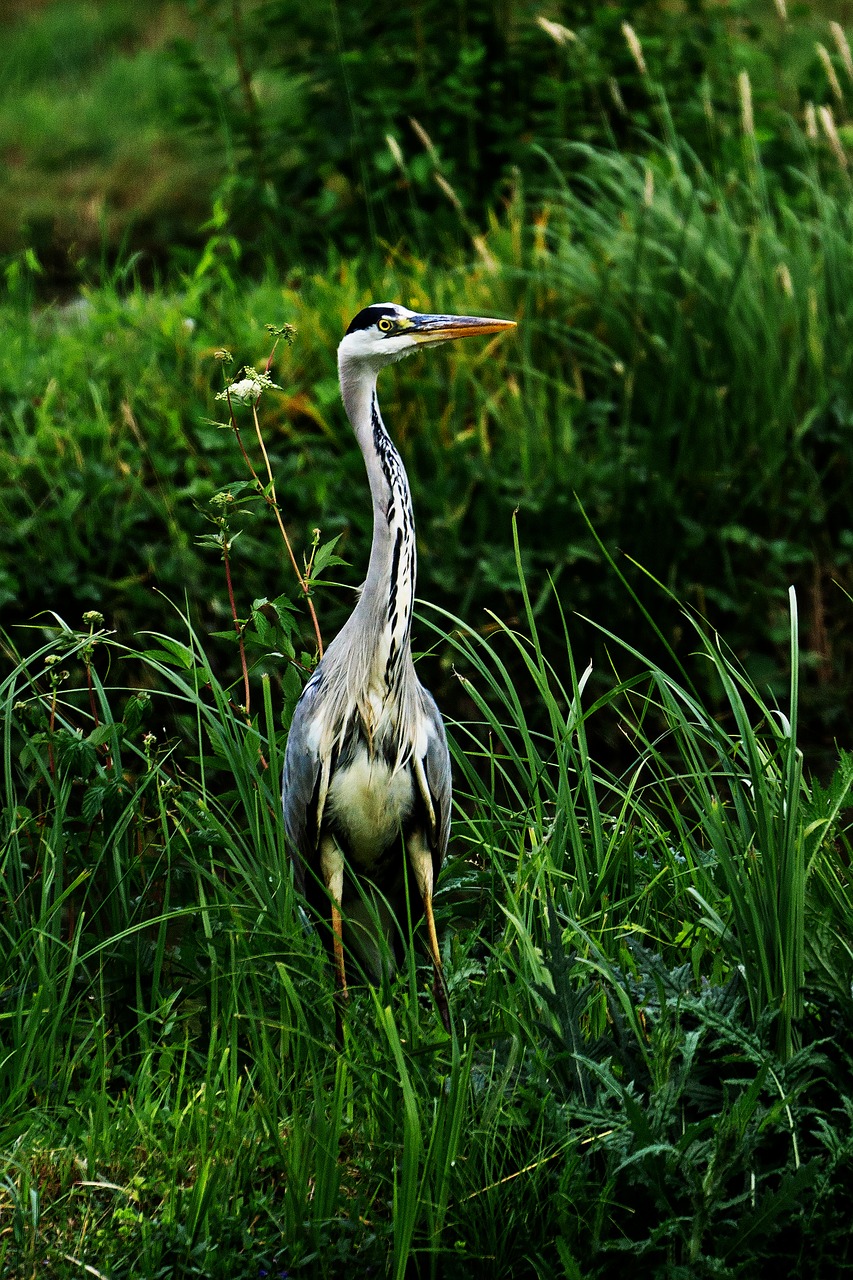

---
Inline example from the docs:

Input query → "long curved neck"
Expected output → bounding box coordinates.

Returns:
[340,360,417,692]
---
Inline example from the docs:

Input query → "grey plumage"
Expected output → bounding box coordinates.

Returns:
[281,302,515,1022]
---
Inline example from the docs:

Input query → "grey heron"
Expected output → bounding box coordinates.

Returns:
[282,301,515,1029]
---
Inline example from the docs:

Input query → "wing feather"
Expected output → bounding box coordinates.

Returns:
[417,687,452,878]
[281,676,324,891]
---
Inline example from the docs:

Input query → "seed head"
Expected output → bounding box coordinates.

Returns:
[536,16,576,46]
[804,101,818,139]
[819,104,848,168]
[385,134,405,169]
[622,23,647,76]
[776,263,794,298]
[830,22,853,84]
[817,43,844,104]
[738,70,755,138]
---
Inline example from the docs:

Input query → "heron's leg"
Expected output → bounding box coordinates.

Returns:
[320,837,347,1004]
[407,831,450,1032]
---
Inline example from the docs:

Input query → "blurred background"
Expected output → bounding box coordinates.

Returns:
[2,0,852,766]
[5,9,853,1273]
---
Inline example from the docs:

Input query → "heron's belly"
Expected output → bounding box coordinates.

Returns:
[325,746,414,869]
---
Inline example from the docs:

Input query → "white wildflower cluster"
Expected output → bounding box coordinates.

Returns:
[215,366,281,406]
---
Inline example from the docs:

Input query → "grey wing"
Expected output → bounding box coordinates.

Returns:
[419,687,452,876]
[281,676,323,892]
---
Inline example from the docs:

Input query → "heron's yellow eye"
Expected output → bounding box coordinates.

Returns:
[378,318,393,333]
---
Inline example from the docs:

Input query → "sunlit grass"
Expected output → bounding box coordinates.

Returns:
[2,532,852,1273]
[3,3,853,1272]
[4,98,853,751]
[0,1,215,265]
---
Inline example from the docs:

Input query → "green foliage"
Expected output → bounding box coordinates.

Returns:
[5,0,852,278]
[2,556,853,1275]
[167,0,853,265]
[3,0,853,753]
[3,4,853,1272]
[0,1,216,279]
[4,141,853,750]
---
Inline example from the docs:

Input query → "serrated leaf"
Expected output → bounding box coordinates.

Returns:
[57,734,97,777]
[722,1163,818,1257]
[269,596,301,640]
[123,694,151,735]
[82,784,108,823]
[252,609,275,646]
[196,533,225,551]
[87,724,117,748]
[141,639,195,669]
[215,480,257,498]
[269,593,298,615]
[310,535,348,578]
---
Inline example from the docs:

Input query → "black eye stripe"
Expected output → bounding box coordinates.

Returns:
[345,304,400,335]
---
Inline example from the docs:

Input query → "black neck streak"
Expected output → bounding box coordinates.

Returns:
[371,395,416,691]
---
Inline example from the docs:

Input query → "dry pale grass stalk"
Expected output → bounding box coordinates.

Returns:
[738,70,755,137]
[804,101,818,139]
[536,15,575,45]
[819,103,849,168]
[774,0,787,20]
[472,235,498,271]
[434,171,464,213]
[817,43,844,104]
[830,21,853,84]
[385,134,404,170]
[776,263,794,298]
[622,22,647,76]
[643,166,654,207]
[609,77,627,115]
[409,116,439,163]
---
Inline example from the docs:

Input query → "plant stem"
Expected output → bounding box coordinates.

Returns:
[223,536,251,715]
[47,684,56,779]
[250,401,325,657]
[224,391,324,658]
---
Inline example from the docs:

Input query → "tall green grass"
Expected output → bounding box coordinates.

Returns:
[3,6,853,1271]
[0,0,219,270]
[2,540,852,1275]
[4,99,853,752]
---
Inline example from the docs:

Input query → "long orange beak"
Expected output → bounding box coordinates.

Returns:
[409,313,516,344]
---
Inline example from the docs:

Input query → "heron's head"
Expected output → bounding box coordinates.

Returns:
[338,302,515,372]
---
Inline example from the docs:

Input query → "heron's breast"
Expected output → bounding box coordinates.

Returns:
[325,744,415,869]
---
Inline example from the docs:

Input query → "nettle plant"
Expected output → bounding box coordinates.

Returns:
[198,323,344,723]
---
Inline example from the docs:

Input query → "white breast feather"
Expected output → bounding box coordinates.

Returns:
[326,744,415,866]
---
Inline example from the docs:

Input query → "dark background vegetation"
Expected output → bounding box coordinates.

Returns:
[2,0,853,768]
[3,2,853,1276]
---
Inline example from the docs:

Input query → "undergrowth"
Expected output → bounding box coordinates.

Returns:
[3,4,853,1274]
[1,538,852,1275]
[4,121,853,762]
